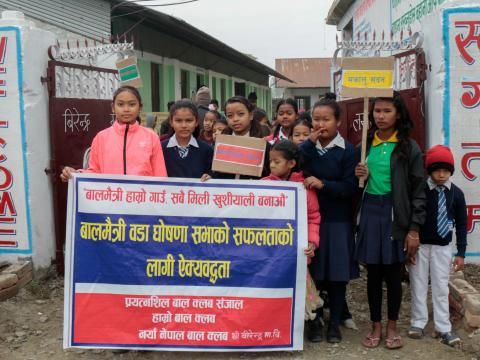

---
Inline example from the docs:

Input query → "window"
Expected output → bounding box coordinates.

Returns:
[181,70,188,99]
[220,78,226,106]
[234,82,246,97]
[151,63,160,112]
[196,74,204,90]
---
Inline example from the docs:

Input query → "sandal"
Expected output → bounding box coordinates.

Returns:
[362,333,381,348]
[385,335,404,349]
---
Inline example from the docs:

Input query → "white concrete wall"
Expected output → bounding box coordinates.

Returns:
[0,11,56,269]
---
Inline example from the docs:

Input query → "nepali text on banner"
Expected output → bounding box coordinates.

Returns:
[63,174,308,351]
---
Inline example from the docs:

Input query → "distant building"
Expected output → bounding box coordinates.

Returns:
[273,58,331,111]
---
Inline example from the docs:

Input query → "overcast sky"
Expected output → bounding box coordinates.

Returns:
[144,0,338,69]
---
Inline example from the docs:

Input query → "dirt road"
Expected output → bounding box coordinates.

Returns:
[1,265,479,360]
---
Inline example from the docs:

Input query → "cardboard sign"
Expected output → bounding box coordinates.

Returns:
[212,135,267,177]
[340,57,394,98]
[116,56,143,88]
[63,174,307,351]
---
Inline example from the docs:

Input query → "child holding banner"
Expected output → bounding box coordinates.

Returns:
[354,91,426,350]
[299,94,358,344]
[262,140,320,259]
[265,99,299,145]
[60,86,167,181]
[161,99,213,181]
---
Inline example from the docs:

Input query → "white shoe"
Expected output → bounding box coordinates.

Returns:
[341,318,358,330]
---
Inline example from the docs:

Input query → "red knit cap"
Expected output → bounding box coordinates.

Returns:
[425,144,455,174]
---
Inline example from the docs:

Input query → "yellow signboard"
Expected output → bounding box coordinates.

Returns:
[340,57,394,98]
[342,70,393,89]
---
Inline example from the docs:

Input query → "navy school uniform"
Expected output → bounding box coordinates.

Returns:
[161,135,213,178]
[421,178,467,256]
[299,136,359,282]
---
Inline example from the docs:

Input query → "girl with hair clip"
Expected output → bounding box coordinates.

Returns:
[60,86,167,181]
[299,92,358,344]
[354,91,426,350]
[265,99,299,144]
[161,99,213,180]
[214,96,270,179]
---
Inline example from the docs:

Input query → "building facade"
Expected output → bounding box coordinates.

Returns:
[273,58,331,111]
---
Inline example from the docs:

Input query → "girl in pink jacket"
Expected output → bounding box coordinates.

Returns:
[60,86,167,181]
[261,140,320,261]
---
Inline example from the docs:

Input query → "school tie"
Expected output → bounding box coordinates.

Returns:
[437,186,449,238]
[317,147,329,157]
[178,146,189,159]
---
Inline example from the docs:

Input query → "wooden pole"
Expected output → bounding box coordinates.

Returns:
[359,96,369,188]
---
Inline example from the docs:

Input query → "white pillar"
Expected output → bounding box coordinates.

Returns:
[0,11,56,270]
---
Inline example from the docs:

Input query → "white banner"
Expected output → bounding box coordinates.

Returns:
[0,27,31,253]
[443,8,480,259]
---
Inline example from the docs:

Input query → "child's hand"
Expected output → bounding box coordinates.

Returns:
[355,163,369,180]
[452,256,464,272]
[309,128,321,143]
[304,176,324,190]
[60,166,77,182]
[404,230,419,261]
[200,174,211,182]
[304,242,315,257]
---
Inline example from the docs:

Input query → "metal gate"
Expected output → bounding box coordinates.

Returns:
[44,61,120,273]
[334,49,427,151]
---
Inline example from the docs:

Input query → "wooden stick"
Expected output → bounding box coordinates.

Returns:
[359,96,369,188]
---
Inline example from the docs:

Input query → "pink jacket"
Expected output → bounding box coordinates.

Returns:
[82,121,167,177]
[262,171,320,262]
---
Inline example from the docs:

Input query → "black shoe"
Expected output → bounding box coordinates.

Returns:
[327,322,342,343]
[308,318,324,343]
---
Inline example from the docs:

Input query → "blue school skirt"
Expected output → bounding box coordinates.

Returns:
[354,193,405,265]
[309,222,359,282]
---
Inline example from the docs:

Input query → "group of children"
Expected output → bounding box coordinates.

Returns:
[60,85,467,350]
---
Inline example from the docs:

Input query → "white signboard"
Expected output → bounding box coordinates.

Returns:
[443,8,480,259]
[0,27,31,253]
[392,0,448,33]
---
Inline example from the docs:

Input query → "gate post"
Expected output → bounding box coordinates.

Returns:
[0,11,56,270]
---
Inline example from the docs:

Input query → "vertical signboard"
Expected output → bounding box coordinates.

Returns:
[443,7,480,258]
[0,27,31,253]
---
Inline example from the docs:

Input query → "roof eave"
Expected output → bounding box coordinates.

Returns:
[110,0,293,83]
[326,0,355,25]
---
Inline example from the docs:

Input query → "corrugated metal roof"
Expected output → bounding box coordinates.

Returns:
[111,0,293,84]
[275,58,331,88]
[0,0,111,39]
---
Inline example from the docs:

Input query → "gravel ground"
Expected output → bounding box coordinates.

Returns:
[0,265,479,360]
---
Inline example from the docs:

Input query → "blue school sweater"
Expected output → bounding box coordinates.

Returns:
[161,138,213,178]
[299,139,358,223]
[420,180,467,257]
